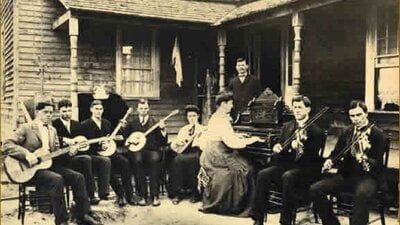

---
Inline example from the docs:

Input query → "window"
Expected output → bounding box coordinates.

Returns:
[116,28,160,99]
[375,4,398,111]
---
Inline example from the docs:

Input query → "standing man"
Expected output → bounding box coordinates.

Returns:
[124,99,168,207]
[52,99,99,205]
[80,100,112,202]
[249,95,325,225]
[169,105,206,204]
[227,57,261,119]
[3,100,101,225]
[310,100,387,225]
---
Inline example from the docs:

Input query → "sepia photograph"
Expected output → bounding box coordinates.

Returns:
[0,0,399,225]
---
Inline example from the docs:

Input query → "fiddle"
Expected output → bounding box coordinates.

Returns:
[322,123,374,173]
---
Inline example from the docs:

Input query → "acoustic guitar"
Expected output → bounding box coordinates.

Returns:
[4,146,72,184]
[126,109,179,152]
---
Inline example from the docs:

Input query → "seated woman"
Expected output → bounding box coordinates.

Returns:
[199,91,263,216]
[169,105,206,204]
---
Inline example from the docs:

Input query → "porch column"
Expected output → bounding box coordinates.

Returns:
[217,30,227,92]
[291,12,304,97]
[69,17,79,120]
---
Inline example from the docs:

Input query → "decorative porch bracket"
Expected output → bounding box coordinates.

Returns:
[217,30,227,92]
[52,10,71,30]
[291,12,304,97]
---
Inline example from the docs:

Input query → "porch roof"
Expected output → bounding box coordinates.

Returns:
[58,0,237,24]
[214,0,299,25]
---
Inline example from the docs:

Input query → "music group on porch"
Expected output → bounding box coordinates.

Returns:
[2,58,388,225]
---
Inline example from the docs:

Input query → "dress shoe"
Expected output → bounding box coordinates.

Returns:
[99,196,109,201]
[171,197,181,205]
[90,197,101,205]
[190,194,201,203]
[126,196,137,206]
[77,214,103,225]
[137,197,147,206]
[152,196,161,207]
[117,196,126,207]
[253,219,264,225]
[88,211,101,222]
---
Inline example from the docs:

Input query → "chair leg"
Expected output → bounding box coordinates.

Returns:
[292,210,297,225]
[312,203,319,223]
[379,205,386,225]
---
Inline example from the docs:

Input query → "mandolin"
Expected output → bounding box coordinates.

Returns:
[126,109,179,152]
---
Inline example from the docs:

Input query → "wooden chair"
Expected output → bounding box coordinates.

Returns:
[18,183,71,225]
[330,134,391,225]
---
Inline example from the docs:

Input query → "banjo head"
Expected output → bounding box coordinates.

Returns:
[126,132,146,152]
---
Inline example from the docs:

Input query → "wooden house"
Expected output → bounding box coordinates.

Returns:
[1,0,398,144]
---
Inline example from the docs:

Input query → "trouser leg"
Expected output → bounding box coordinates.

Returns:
[249,166,284,221]
[69,155,96,199]
[351,177,377,225]
[35,170,68,225]
[309,175,345,225]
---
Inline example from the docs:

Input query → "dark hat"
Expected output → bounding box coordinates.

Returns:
[35,93,54,110]
[184,105,201,115]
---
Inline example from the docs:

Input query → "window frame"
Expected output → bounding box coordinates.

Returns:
[115,26,160,100]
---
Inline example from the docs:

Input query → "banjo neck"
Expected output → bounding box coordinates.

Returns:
[143,109,179,136]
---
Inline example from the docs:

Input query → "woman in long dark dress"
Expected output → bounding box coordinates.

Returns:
[199,91,263,216]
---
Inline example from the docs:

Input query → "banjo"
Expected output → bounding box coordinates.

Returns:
[125,109,179,152]
[73,107,133,156]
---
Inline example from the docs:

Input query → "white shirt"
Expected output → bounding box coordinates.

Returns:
[238,75,247,83]
[35,120,50,151]
[139,115,149,126]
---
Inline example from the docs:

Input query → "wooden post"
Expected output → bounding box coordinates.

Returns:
[365,5,377,110]
[291,12,304,97]
[69,17,79,120]
[217,30,227,92]
[203,69,213,124]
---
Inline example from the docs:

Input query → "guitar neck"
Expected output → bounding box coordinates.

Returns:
[87,137,106,145]
[41,147,71,161]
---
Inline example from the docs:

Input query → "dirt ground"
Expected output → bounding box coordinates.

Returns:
[1,182,398,225]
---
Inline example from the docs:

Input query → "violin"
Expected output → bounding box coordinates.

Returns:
[323,123,374,173]
[351,125,373,172]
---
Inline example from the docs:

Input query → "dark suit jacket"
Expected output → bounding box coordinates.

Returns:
[227,75,261,114]
[329,124,387,178]
[52,118,83,166]
[123,115,168,151]
[272,120,324,170]
[80,118,112,155]
[3,121,59,161]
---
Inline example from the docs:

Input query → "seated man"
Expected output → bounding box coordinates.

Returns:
[170,105,206,204]
[310,100,387,225]
[79,100,112,202]
[123,99,168,207]
[249,95,324,225]
[3,100,101,225]
[52,99,99,205]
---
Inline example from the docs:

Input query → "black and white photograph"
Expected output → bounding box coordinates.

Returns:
[1,0,399,225]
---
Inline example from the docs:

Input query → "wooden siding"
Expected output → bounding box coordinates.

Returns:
[1,0,16,139]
